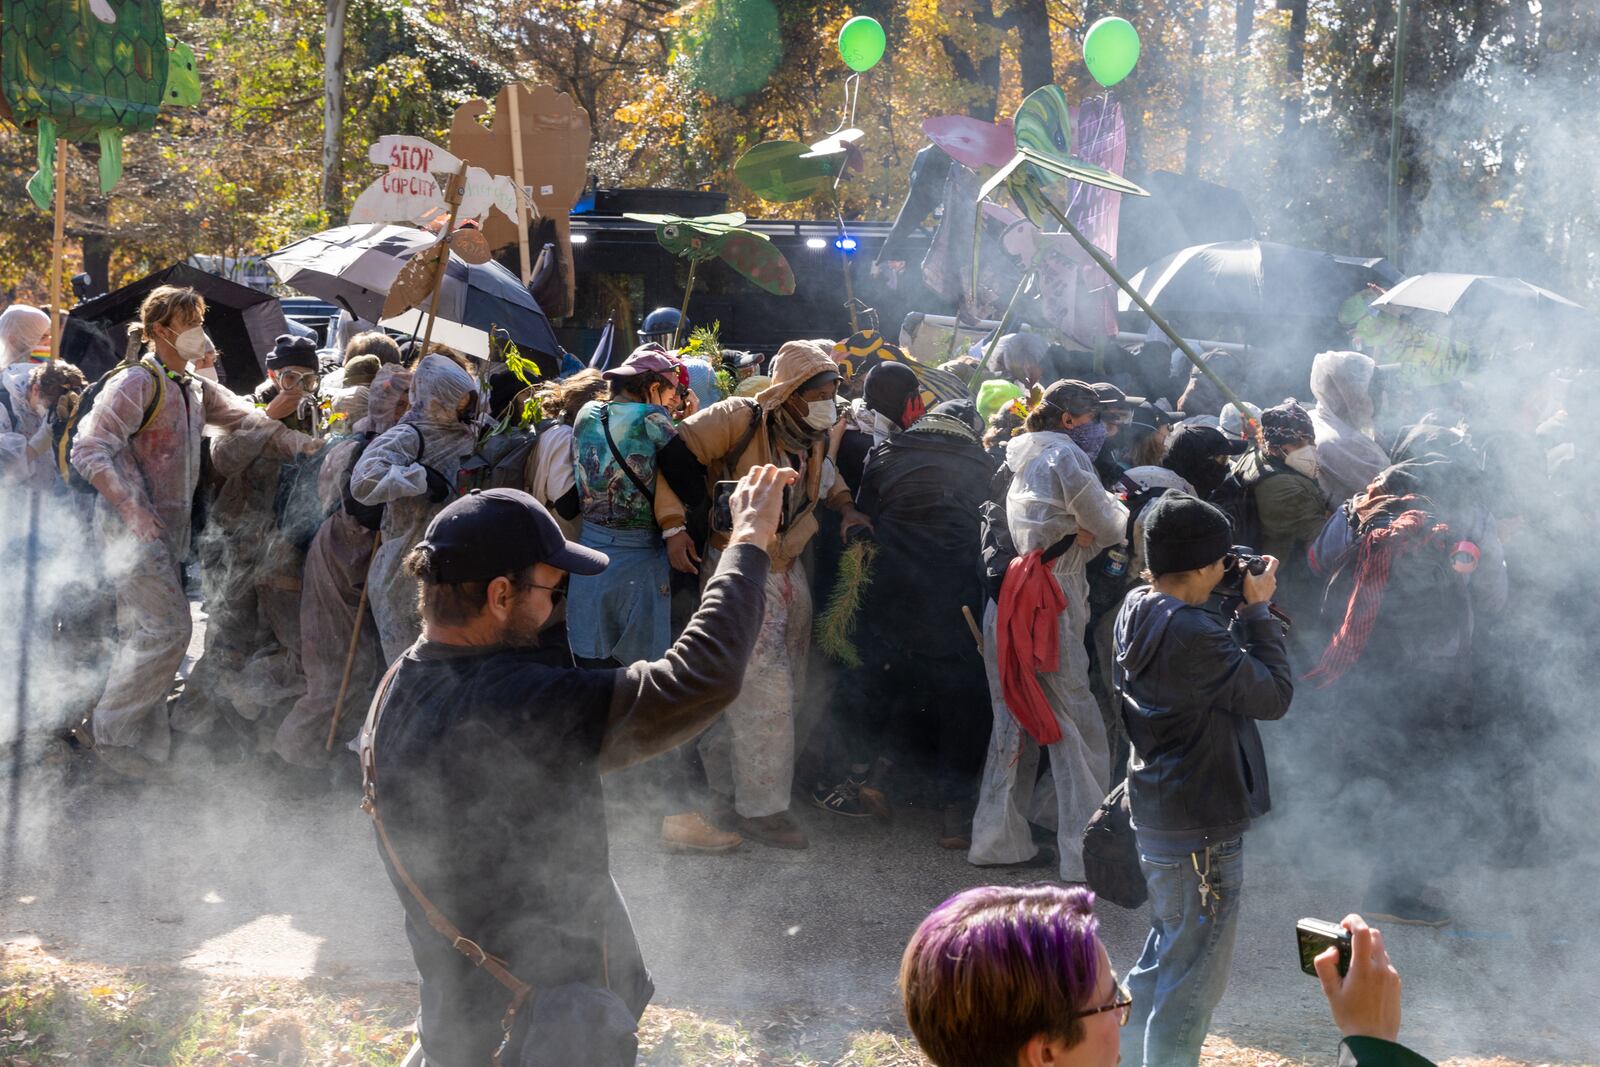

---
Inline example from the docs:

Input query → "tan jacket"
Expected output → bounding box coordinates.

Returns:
[654,396,851,570]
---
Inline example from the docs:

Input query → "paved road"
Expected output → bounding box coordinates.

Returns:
[2,745,1594,1064]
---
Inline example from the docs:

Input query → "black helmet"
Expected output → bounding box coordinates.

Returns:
[639,307,685,347]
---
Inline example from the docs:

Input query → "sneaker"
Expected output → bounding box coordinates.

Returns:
[810,778,873,818]
[938,804,972,850]
[661,812,743,854]
[974,845,1058,870]
[1365,888,1452,928]
[735,810,810,850]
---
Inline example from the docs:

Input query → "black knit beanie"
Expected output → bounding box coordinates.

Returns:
[268,334,319,371]
[1142,491,1234,575]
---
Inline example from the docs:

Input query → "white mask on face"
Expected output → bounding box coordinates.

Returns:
[168,325,208,362]
[803,397,838,431]
[1285,444,1320,480]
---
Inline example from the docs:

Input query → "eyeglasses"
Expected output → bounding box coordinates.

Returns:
[519,581,566,606]
[1068,980,1132,1026]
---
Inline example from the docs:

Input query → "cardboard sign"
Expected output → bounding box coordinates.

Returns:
[350,134,520,228]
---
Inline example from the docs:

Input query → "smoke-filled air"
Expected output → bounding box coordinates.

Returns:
[2,2,1598,1066]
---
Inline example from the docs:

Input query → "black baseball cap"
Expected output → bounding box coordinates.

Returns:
[1130,400,1181,433]
[1092,382,1146,407]
[416,489,608,582]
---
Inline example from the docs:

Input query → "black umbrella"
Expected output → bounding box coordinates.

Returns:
[587,317,619,370]
[62,263,289,390]
[1119,240,1403,325]
[265,224,562,372]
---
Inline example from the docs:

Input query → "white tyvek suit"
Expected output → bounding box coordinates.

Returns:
[349,355,479,661]
[1309,350,1391,504]
[70,362,307,759]
[274,367,411,766]
[969,430,1128,880]
[0,362,48,485]
[0,304,50,367]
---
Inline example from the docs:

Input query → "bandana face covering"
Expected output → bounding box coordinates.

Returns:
[1066,418,1109,461]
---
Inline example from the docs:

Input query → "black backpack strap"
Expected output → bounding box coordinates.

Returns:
[598,403,655,504]
[717,402,764,483]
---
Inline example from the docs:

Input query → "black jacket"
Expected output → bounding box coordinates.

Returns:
[1113,587,1294,850]
[1339,1037,1436,1066]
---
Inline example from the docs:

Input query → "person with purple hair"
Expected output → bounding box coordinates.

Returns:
[901,886,1438,1067]
[900,884,1126,1067]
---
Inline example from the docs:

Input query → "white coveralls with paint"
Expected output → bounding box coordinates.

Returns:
[348,354,480,662]
[70,365,307,760]
[968,430,1129,880]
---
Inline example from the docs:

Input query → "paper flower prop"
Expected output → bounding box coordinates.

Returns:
[622,211,796,296]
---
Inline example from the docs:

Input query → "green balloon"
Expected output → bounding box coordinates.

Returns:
[1083,17,1140,88]
[838,15,886,72]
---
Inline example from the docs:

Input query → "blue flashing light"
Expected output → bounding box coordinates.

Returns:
[833,235,858,253]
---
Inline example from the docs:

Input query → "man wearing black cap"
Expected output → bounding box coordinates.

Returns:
[1113,493,1294,1067]
[361,465,794,1067]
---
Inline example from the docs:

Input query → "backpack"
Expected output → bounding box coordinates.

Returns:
[52,357,167,493]
[456,425,539,496]
[977,463,1075,602]
[1210,453,1283,552]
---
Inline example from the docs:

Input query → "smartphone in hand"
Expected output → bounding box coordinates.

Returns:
[1297,918,1352,978]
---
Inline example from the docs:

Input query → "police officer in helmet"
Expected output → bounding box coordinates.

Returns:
[639,307,686,349]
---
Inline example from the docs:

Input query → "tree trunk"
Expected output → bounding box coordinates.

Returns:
[1185,0,1210,176]
[321,0,350,224]
[1233,0,1253,118]
[1012,0,1054,93]
[1280,0,1307,135]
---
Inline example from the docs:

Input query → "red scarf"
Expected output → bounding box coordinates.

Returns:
[1306,509,1449,687]
[996,550,1067,745]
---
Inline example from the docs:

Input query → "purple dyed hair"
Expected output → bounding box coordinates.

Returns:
[899,883,1102,1067]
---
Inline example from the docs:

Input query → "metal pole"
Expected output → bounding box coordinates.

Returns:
[1030,183,1250,414]
[1386,0,1409,264]
[674,259,697,348]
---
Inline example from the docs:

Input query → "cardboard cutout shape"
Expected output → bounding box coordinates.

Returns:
[921,115,1014,170]
[449,84,592,318]
[348,135,520,229]
[2,0,199,208]
[734,140,842,203]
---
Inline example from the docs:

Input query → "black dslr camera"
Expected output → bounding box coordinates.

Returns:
[1210,545,1290,628]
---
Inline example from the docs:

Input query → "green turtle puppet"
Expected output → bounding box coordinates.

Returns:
[1,0,200,209]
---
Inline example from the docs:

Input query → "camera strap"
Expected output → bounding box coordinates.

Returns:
[360,659,534,1064]
[599,404,656,505]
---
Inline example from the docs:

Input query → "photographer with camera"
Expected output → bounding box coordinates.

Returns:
[1113,492,1295,1067]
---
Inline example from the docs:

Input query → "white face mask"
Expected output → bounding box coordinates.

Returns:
[1285,444,1320,480]
[802,397,838,431]
[167,325,208,362]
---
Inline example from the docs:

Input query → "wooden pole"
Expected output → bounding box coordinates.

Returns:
[980,269,1035,370]
[327,532,381,751]
[674,259,697,348]
[48,139,66,360]
[1030,184,1249,414]
[419,163,469,355]
[507,86,533,286]
[1386,0,1409,264]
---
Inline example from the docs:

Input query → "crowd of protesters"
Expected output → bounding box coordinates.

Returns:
[1,283,1582,1067]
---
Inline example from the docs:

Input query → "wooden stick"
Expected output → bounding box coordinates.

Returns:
[981,269,1035,370]
[961,604,983,654]
[48,138,66,361]
[419,162,469,356]
[327,532,382,752]
[507,86,532,286]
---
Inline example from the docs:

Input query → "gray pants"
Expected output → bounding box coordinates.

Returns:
[968,579,1111,880]
[699,559,811,819]
[91,537,191,760]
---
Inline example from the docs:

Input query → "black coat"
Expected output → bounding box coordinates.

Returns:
[1113,586,1295,847]
[856,421,995,655]
[1339,1037,1436,1067]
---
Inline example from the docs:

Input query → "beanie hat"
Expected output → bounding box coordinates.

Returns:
[976,379,1023,421]
[1142,492,1234,576]
[1261,399,1315,449]
[268,333,319,371]
[342,354,381,387]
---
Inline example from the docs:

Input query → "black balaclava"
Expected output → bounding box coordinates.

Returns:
[864,361,923,429]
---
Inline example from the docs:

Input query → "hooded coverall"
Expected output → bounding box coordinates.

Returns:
[968,430,1128,880]
[350,355,480,662]
[71,361,308,760]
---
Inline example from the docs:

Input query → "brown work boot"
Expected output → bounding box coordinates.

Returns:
[661,812,743,854]
[735,810,810,850]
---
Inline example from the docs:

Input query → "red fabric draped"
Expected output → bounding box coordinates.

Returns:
[996,549,1067,745]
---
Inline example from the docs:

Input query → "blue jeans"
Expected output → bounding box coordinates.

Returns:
[1122,836,1245,1067]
